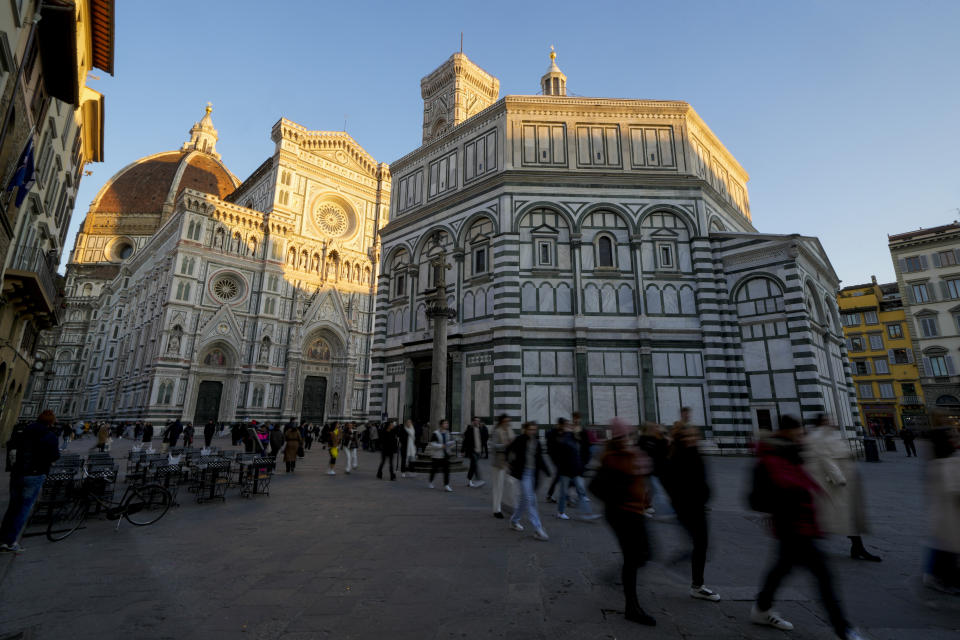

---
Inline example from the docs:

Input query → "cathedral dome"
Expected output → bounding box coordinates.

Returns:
[90,149,238,215]
[90,104,238,215]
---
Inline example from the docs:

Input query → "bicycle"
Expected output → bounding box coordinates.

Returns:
[46,468,172,542]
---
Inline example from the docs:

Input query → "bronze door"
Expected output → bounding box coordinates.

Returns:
[194,381,223,424]
[301,376,327,424]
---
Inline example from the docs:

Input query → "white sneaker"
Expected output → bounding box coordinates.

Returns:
[473,480,485,488]
[444,485,453,492]
[428,482,435,489]
[401,473,407,478]
[510,521,524,532]
[690,585,721,601]
[842,629,867,640]
[345,469,351,474]
[533,529,549,541]
[556,512,571,520]
[326,470,336,476]
[750,604,793,630]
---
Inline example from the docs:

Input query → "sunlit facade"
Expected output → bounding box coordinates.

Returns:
[838,278,925,431]
[20,109,388,425]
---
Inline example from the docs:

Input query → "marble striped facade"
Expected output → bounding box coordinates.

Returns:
[369,66,857,437]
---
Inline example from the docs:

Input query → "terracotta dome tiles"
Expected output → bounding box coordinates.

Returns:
[92,151,236,215]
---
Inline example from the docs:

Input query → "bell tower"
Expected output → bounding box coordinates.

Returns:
[420,53,499,146]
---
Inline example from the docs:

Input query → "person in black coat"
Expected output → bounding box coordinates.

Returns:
[377,421,399,480]
[269,425,284,459]
[164,419,183,453]
[553,422,598,519]
[1,411,60,552]
[506,421,551,540]
[480,422,490,458]
[900,426,918,457]
[142,423,155,445]
[203,420,216,448]
[661,411,719,602]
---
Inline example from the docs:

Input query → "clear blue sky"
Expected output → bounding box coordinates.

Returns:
[64,0,960,286]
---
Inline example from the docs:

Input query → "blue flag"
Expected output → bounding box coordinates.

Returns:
[6,138,35,207]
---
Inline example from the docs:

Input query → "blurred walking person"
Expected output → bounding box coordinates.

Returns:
[554,418,598,521]
[462,417,486,488]
[428,421,455,491]
[399,419,417,477]
[283,423,303,473]
[901,426,918,457]
[326,422,342,475]
[595,418,655,625]
[378,421,399,481]
[749,415,863,640]
[506,421,550,541]
[491,415,515,519]
[923,415,960,594]
[203,420,216,448]
[96,422,110,452]
[342,423,360,473]
[662,409,721,601]
[805,414,881,562]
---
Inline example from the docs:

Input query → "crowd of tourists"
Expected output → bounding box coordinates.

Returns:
[2,406,958,640]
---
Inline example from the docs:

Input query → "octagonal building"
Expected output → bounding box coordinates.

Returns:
[369,52,858,440]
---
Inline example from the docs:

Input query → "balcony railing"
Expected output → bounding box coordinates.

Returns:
[5,247,63,325]
[899,395,923,405]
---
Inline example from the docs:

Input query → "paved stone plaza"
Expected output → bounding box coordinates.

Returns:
[1,439,957,640]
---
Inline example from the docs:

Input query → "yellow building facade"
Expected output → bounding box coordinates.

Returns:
[838,278,925,432]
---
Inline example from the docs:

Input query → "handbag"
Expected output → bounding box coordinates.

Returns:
[297,444,305,458]
[588,465,619,503]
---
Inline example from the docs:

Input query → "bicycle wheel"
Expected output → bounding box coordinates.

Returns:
[123,484,171,526]
[46,499,89,542]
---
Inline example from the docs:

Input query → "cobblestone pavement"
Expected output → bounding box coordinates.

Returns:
[0,437,957,640]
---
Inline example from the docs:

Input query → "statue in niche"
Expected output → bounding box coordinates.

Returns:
[258,339,270,364]
[331,392,339,414]
[167,326,183,354]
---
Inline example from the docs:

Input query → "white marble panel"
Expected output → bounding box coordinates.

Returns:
[523,351,540,375]
[540,351,556,375]
[603,352,622,376]
[592,385,615,425]
[668,353,686,376]
[550,385,573,421]
[387,386,399,418]
[750,374,771,399]
[588,352,604,375]
[556,284,572,312]
[773,373,797,399]
[622,352,639,376]
[615,385,640,423]
[679,386,706,425]
[742,341,767,372]
[656,386,680,424]
[521,283,537,312]
[652,352,669,376]
[557,351,574,376]
[473,379,490,417]
[767,338,794,370]
[525,385,550,424]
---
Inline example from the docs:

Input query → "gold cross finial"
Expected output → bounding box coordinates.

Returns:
[205,101,213,115]
[549,45,556,61]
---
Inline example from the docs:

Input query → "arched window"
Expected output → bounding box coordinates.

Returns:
[158,380,174,404]
[252,385,265,407]
[597,236,614,267]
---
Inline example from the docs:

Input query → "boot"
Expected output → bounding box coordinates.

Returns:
[849,536,882,562]
[625,605,656,626]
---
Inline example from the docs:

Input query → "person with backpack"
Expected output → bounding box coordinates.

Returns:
[749,415,864,640]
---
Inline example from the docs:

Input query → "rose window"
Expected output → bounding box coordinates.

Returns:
[314,203,348,236]
[212,276,241,302]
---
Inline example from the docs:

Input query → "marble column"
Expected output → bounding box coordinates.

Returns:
[426,250,456,427]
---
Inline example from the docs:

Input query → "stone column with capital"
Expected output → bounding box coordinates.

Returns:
[426,250,456,428]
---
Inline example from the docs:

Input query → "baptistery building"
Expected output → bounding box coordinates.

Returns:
[369,52,858,440]
[20,107,389,425]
